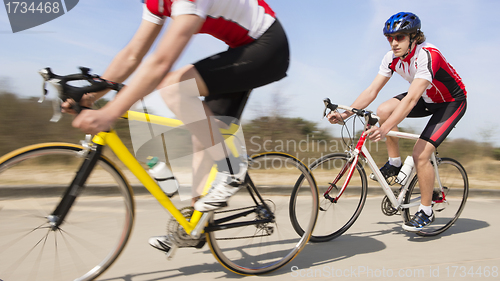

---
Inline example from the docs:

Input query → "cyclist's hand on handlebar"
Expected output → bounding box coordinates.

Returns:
[61,93,96,115]
[365,125,387,142]
[72,107,117,135]
[327,111,349,125]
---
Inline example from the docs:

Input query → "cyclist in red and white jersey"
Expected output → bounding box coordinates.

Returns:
[328,12,467,232]
[65,0,289,252]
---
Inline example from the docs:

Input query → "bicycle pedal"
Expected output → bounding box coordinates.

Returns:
[165,244,178,260]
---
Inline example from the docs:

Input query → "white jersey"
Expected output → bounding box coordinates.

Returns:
[142,0,276,48]
[379,42,467,103]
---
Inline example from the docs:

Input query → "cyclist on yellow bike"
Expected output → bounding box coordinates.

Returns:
[328,12,467,232]
[63,0,289,251]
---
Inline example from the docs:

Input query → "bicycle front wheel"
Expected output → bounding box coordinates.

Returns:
[0,143,134,281]
[403,157,468,236]
[207,152,318,275]
[290,153,368,242]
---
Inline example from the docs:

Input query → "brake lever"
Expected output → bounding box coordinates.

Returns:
[38,81,48,104]
[322,98,346,125]
[50,99,62,122]
[322,106,330,119]
[38,68,51,104]
[38,68,65,122]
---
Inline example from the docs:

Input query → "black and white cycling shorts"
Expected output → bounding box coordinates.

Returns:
[394,93,467,147]
[194,19,289,123]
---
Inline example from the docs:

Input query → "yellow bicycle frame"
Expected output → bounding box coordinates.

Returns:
[90,110,242,235]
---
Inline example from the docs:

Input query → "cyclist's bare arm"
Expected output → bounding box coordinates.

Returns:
[95,19,164,99]
[327,74,390,124]
[366,78,430,142]
[62,20,162,113]
[104,14,204,117]
[72,14,204,134]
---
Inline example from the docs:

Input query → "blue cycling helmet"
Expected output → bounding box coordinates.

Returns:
[383,12,421,35]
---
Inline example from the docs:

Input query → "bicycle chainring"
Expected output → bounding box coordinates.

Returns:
[381,192,399,216]
[167,206,205,248]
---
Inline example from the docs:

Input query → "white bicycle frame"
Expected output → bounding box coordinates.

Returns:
[331,104,446,220]
[362,131,443,210]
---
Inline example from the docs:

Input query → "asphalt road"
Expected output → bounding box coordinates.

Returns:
[95,194,500,281]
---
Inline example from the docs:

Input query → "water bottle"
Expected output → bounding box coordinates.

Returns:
[147,157,179,197]
[396,156,414,185]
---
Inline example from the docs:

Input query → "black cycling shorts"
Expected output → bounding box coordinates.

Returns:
[194,19,290,123]
[394,93,467,147]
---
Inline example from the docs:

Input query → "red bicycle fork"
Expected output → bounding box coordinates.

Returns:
[324,132,369,203]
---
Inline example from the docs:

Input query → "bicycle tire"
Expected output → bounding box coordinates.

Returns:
[403,157,468,236]
[290,153,368,242]
[206,152,318,275]
[0,143,135,281]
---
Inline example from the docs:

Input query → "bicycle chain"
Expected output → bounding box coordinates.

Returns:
[214,205,255,214]
[215,233,273,240]
[213,202,275,240]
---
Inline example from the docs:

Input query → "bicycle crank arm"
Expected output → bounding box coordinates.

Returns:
[190,212,211,239]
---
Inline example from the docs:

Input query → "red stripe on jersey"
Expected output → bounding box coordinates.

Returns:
[427,80,454,103]
[145,0,171,17]
[430,102,466,142]
[200,17,255,48]
[258,0,275,17]
[426,47,441,78]
[423,47,467,102]
[389,57,398,74]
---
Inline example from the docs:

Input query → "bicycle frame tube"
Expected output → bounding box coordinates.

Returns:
[360,130,446,210]
[334,130,424,208]
[92,130,201,235]
[93,111,245,234]
[430,153,447,204]
[50,144,104,228]
[125,110,242,196]
[331,133,367,201]
[362,130,420,208]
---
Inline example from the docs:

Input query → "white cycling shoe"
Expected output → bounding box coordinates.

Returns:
[194,167,246,212]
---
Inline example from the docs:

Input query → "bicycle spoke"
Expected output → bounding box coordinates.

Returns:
[207,152,317,274]
[403,158,468,236]
[293,153,367,242]
[0,145,134,281]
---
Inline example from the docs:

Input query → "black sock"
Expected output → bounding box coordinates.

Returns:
[214,155,242,175]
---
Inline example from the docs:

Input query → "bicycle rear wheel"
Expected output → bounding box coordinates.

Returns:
[290,153,368,242]
[206,152,318,275]
[403,157,468,236]
[0,143,134,281]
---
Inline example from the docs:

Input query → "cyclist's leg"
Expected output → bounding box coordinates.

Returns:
[378,94,432,158]
[403,99,467,232]
[377,96,403,159]
[190,131,216,202]
[190,96,249,202]
[417,99,467,206]
[191,20,289,211]
[412,139,436,206]
[157,65,230,165]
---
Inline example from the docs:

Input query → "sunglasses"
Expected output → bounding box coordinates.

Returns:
[386,34,407,43]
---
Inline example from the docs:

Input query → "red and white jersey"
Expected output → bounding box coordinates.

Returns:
[379,42,467,103]
[142,0,276,48]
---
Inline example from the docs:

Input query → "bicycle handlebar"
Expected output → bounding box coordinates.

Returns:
[38,67,124,120]
[323,98,380,126]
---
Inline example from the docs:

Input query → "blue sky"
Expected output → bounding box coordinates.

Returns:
[1,0,500,144]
